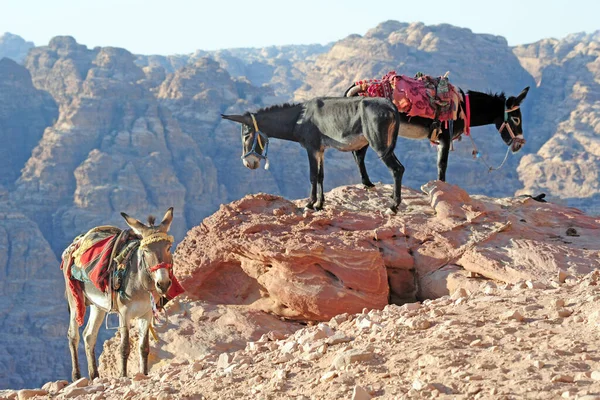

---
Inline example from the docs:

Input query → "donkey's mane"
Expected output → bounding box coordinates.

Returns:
[147,215,156,226]
[254,103,300,114]
[467,90,506,101]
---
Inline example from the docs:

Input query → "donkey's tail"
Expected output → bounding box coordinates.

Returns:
[344,84,364,97]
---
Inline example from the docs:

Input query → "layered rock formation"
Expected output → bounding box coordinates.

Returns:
[174,182,600,321]
[13,37,225,252]
[0,33,34,63]
[0,202,67,389]
[514,32,600,213]
[0,58,57,188]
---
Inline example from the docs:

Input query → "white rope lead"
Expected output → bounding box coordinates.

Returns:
[467,134,511,172]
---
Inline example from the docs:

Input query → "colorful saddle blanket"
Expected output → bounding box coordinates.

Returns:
[354,71,463,121]
[61,226,185,326]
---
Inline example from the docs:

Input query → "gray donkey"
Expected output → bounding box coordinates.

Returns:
[62,208,175,380]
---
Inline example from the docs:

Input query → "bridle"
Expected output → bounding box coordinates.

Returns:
[241,113,270,169]
[139,231,174,275]
[499,104,525,147]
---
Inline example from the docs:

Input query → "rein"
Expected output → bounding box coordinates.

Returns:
[241,113,270,169]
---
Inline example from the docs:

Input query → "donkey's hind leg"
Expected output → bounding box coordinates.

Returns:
[66,292,82,381]
[83,305,106,379]
[352,146,375,188]
[315,150,325,210]
[381,152,405,213]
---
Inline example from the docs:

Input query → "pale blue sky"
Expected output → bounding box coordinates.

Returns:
[2,0,598,55]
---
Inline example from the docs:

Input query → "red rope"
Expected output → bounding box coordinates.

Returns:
[465,94,471,136]
[149,262,173,273]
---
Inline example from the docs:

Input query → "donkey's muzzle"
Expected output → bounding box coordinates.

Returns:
[156,280,172,295]
[242,156,260,170]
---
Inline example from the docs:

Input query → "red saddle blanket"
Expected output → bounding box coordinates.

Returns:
[61,227,185,326]
[354,71,463,121]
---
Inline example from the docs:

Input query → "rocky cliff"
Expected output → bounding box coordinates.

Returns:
[0,201,67,389]
[0,58,57,188]
[514,31,600,213]
[0,33,34,63]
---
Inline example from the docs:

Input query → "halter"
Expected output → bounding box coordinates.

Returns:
[499,104,525,146]
[241,113,270,169]
[139,231,174,273]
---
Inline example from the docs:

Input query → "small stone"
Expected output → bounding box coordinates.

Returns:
[591,371,600,381]
[405,318,431,330]
[503,310,525,322]
[326,332,353,345]
[17,389,48,400]
[451,288,469,300]
[62,388,88,399]
[331,350,374,370]
[412,378,431,391]
[42,380,68,393]
[469,339,484,347]
[533,360,545,369]
[280,341,298,354]
[552,374,574,383]
[66,377,89,389]
[320,371,338,382]
[401,302,422,312]
[132,372,148,381]
[217,352,233,369]
[557,308,573,318]
[526,280,547,290]
[552,299,566,309]
[558,270,569,283]
[352,385,372,400]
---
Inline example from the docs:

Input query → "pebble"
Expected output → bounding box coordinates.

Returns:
[503,310,525,322]
[352,385,372,400]
[552,375,574,383]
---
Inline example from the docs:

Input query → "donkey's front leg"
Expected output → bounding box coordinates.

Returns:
[83,305,106,380]
[352,146,375,188]
[436,129,451,182]
[304,150,319,210]
[67,295,81,382]
[119,322,130,377]
[315,150,325,210]
[137,314,151,375]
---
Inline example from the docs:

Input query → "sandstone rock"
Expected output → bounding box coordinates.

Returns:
[351,385,372,400]
[16,389,47,400]
[41,380,68,393]
[331,350,374,370]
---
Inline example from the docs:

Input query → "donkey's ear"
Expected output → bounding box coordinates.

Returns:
[121,212,147,237]
[159,207,174,232]
[221,114,251,125]
[515,86,529,104]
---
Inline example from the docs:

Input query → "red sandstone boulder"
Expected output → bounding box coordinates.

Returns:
[174,182,600,321]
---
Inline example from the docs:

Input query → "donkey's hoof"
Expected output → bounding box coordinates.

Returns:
[385,206,398,215]
[304,205,314,212]
[363,182,375,189]
[315,204,324,211]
